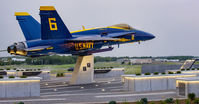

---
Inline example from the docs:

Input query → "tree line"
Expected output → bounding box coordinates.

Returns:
[0,55,197,65]
[25,55,118,65]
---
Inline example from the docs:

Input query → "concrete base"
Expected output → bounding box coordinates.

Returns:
[69,55,94,85]
[94,68,125,78]
[0,77,40,98]
[177,77,199,97]
[123,74,197,92]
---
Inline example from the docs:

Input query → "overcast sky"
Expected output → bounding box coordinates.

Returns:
[0,0,199,57]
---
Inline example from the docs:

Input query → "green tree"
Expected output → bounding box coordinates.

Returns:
[188,93,196,101]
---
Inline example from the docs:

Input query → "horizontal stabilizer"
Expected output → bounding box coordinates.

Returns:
[24,46,51,51]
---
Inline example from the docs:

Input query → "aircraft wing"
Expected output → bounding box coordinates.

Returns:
[68,36,119,41]
[24,46,52,51]
[106,31,135,38]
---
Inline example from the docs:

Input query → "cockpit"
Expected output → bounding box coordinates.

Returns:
[108,24,134,30]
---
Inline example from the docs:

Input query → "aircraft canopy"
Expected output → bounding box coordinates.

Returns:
[109,24,134,30]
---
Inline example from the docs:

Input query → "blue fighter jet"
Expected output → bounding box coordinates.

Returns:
[6,6,155,57]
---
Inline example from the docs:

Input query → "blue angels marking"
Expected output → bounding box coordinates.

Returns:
[75,42,94,50]
[7,6,155,57]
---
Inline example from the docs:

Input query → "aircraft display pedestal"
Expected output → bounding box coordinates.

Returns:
[69,55,94,85]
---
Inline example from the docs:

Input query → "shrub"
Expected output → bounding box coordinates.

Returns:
[18,102,24,104]
[168,71,174,74]
[161,72,166,75]
[136,101,141,104]
[60,73,64,77]
[13,68,16,70]
[9,76,15,78]
[56,73,60,77]
[165,98,174,104]
[188,93,195,101]
[20,75,27,78]
[0,69,4,71]
[186,68,190,71]
[0,76,3,79]
[175,99,179,104]
[160,100,166,104]
[192,68,195,70]
[197,68,199,70]
[108,101,116,104]
[140,98,148,104]
[16,70,20,71]
[194,98,199,104]
[176,71,181,74]
[21,70,24,71]
[6,68,10,70]
[181,69,185,71]
[186,99,190,104]
[38,69,41,71]
[149,102,155,104]
[56,73,64,77]
[136,73,141,76]
[144,73,151,75]
[153,72,159,75]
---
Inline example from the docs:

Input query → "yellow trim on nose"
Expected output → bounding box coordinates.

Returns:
[15,12,30,16]
[40,6,56,11]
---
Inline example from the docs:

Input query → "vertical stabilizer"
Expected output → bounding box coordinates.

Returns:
[39,6,72,40]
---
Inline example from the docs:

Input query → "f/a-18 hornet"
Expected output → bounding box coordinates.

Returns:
[6,6,155,57]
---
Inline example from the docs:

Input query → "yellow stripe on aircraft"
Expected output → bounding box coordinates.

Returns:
[15,12,30,16]
[71,26,127,34]
[40,6,56,11]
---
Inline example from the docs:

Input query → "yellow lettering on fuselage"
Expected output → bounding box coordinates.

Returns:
[131,35,135,40]
[75,42,94,50]
[46,47,53,50]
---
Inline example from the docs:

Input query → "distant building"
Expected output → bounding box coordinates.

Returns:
[130,59,152,64]
[154,59,179,62]
[0,58,9,62]
[117,58,152,65]
[11,58,26,62]
[154,59,168,62]
[117,58,130,64]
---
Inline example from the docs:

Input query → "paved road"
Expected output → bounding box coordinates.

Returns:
[0,77,181,104]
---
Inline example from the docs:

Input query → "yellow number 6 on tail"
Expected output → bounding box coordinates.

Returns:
[48,18,57,30]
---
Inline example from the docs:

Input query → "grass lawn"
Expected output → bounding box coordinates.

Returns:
[0,62,142,74]
[95,62,141,74]
[0,64,75,74]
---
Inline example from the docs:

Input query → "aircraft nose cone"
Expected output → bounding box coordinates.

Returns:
[150,34,155,39]
[146,32,155,40]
